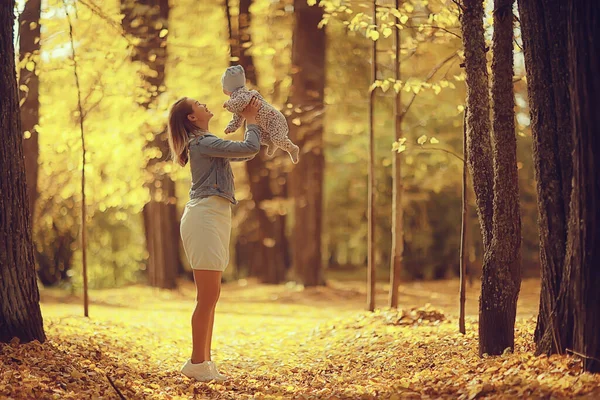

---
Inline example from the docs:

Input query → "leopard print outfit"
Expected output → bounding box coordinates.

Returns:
[224,87,299,164]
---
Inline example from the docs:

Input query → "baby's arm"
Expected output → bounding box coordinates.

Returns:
[223,90,252,114]
[225,113,246,134]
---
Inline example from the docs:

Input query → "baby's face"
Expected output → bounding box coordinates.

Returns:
[223,89,232,96]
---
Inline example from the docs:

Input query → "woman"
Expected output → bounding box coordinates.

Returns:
[167,96,261,381]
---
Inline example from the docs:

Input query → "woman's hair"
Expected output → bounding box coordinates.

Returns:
[167,97,197,166]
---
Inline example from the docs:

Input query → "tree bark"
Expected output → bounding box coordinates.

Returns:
[18,0,41,220]
[478,0,521,356]
[237,0,288,284]
[460,0,494,253]
[121,0,180,289]
[288,0,326,287]
[567,0,600,373]
[518,0,573,355]
[0,0,45,343]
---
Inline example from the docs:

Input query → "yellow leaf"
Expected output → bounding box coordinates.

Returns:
[369,81,381,92]
[381,80,391,92]
[412,85,421,94]
[383,27,393,38]
[400,15,409,24]
[159,29,168,38]
[292,118,301,126]
[368,30,380,41]
[393,81,403,93]
[417,135,428,145]
[430,137,439,144]
[26,61,35,72]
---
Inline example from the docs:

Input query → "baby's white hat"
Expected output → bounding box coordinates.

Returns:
[221,65,246,92]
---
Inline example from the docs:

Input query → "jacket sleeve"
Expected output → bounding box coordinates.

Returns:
[193,124,261,158]
[229,155,256,162]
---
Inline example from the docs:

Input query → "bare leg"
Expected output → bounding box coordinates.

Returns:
[205,283,220,360]
[191,270,222,364]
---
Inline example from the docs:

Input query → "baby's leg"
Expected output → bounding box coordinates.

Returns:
[259,128,275,156]
[277,138,299,164]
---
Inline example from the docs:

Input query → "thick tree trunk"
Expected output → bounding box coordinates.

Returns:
[18,0,41,219]
[121,0,180,289]
[459,0,494,252]
[0,0,45,343]
[567,0,600,373]
[288,0,326,287]
[237,0,288,284]
[478,0,521,356]
[518,0,573,355]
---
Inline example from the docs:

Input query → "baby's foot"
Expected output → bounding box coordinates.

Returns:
[290,145,299,164]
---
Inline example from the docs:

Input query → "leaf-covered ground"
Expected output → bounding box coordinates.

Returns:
[1,278,600,399]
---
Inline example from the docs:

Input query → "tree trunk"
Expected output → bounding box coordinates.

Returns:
[459,108,468,334]
[18,0,41,220]
[288,0,326,287]
[389,0,403,309]
[121,0,180,289]
[367,0,377,311]
[478,0,521,356]
[567,0,600,373]
[0,0,45,343]
[237,0,288,284]
[459,0,494,252]
[518,0,573,355]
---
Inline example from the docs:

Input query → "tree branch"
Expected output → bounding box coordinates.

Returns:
[401,50,460,118]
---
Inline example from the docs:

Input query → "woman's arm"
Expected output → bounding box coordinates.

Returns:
[230,155,256,162]
[193,124,261,158]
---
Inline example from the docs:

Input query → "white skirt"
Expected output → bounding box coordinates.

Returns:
[180,196,232,271]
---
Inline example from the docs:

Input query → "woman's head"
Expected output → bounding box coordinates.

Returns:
[167,97,214,166]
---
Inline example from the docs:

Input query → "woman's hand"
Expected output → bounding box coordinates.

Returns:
[240,97,260,125]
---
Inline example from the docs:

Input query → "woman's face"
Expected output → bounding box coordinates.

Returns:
[186,99,213,126]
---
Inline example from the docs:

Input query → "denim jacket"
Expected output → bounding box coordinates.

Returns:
[187,124,261,205]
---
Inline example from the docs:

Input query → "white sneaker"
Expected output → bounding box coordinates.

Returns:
[207,361,227,381]
[180,359,217,382]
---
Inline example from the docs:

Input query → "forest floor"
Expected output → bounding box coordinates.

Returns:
[2,278,600,399]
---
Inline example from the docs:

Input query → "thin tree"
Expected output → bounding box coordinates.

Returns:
[367,0,377,311]
[517,0,573,355]
[288,0,326,287]
[64,0,89,317]
[121,0,180,289]
[459,107,468,334]
[0,0,45,343]
[18,0,42,219]
[389,0,403,309]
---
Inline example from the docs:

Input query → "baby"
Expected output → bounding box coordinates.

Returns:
[221,65,299,164]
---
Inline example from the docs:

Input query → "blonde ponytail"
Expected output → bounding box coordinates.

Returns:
[167,97,198,166]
